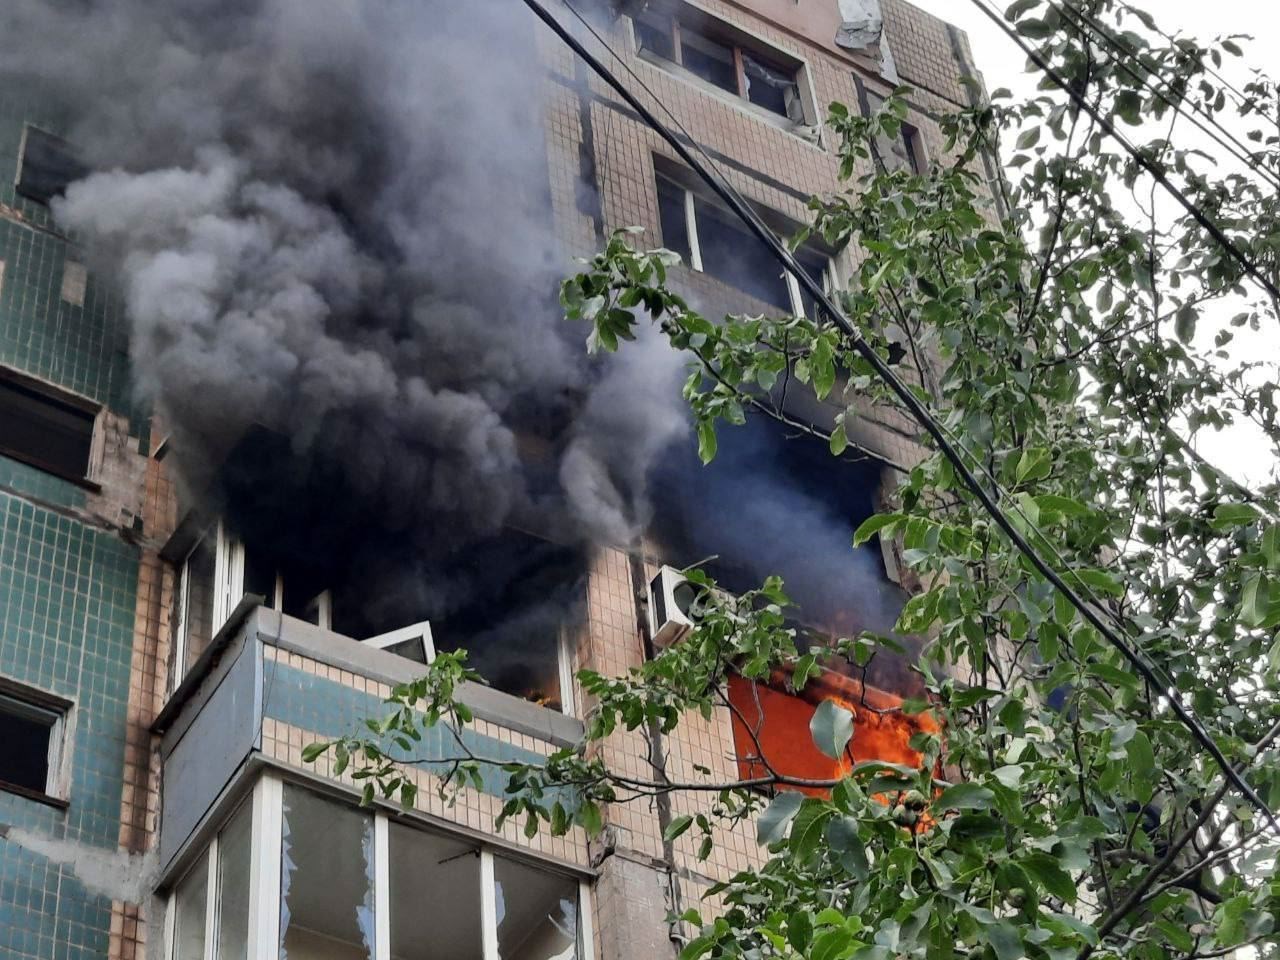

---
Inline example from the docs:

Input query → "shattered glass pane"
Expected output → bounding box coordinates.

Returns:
[493,856,580,960]
[279,786,376,960]
[389,823,483,960]
[742,52,800,119]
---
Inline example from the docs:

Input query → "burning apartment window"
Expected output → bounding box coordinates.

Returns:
[430,530,585,715]
[14,125,88,205]
[655,170,838,317]
[864,91,925,175]
[0,368,97,483]
[633,4,808,125]
[389,823,482,960]
[0,679,70,803]
[279,785,377,959]
[493,856,582,960]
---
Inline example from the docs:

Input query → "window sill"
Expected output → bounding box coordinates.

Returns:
[0,780,69,810]
[0,448,101,494]
[635,49,824,150]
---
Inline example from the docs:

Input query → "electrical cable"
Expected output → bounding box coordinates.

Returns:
[1046,0,1280,192]
[518,0,1280,833]
[963,0,1280,307]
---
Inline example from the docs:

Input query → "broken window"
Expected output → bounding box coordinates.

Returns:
[655,171,837,317]
[0,369,96,482]
[0,681,68,801]
[430,530,584,714]
[633,4,808,123]
[279,785,377,960]
[172,850,210,960]
[389,823,483,960]
[14,125,88,205]
[493,856,582,960]
[864,91,924,174]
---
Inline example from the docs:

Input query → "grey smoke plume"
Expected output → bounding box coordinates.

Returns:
[1,0,687,557]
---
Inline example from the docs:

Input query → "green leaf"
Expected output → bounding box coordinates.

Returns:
[810,699,855,759]
[852,513,903,546]
[1015,126,1041,150]
[664,815,694,842]
[1005,0,1039,20]
[302,740,330,763]
[1021,852,1077,903]
[829,422,848,456]
[935,782,995,810]
[1241,573,1269,627]
[787,911,813,953]
[1175,304,1197,344]
[1034,494,1090,517]
[790,801,830,862]
[811,928,856,960]
[757,790,804,845]
[579,800,604,838]
[1016,447,1052,484]
[982,922,1024,960]
[696,420,717,465]
[1211,503,1259,530]
[1115,90,1143,125]
[825,816,870,880]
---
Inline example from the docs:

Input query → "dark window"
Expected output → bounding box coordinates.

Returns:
[865,93,923,174]
[793,246,832,319]
[693,196,793,312]
[15,126,87,206]
[634,10,676,60]
[0,684,67,800]
[0,373,96,481]
[656,174,691,262]
[680,30,737,94]
[743,51,802,120]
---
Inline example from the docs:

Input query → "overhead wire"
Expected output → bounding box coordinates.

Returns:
[964,0,1280,306]
[1045,0,1280,192]
[517,0,1280,832]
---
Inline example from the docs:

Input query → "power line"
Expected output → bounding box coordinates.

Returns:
[1046,0,1280,192]
[965,0,1280,307]
[518,0,1280,832]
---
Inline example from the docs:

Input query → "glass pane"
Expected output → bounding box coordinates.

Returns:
[656,176,691,264]
[181,534,217,676]
[693,196,792,311]
[216,799,253,960]
[173,852,209,960]
[792,248,832,320]
[493,857,580,960]
[634,11,674,60]
[679,29,737,93]
[742,52,798,118]
[389,823,483,960]
[0,697,54,792]
[279,786,376,960]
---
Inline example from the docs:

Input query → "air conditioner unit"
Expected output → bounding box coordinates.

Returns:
[647,565,701,648]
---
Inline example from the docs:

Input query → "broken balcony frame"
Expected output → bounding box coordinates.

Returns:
[162,773,595,960]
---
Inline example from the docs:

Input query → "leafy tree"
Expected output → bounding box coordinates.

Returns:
[311,3,1280,959]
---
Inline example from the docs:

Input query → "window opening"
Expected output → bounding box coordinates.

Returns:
[174,529,217,687]
[865,92,923,174]
[389,823,483,960]
[279,785,377,960]
[0,686,67,800]
[656,172,836,317]
[15,125,88,205]
[0,372,96,482]
[634,6,806,123]
[493,856,581,960]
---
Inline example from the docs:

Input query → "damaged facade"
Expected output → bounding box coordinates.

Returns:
[0,1,991,958]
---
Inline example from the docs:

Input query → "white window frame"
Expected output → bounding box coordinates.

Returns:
[661,175,839,318]
[167,774,595,960]
[0,685,72,802]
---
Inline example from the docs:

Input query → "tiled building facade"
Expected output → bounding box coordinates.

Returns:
[0,2,989,959]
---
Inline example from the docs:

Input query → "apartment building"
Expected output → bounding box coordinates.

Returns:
[0,1,989,958]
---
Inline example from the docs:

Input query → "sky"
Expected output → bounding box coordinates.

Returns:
[907,0,1280,486]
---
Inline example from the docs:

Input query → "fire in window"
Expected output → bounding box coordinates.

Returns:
[655,171,838,317]
[0,678,71,804]
[0,368,97,483]
[14,125,88,206]
[727,670,938,796]
[634,5,808,125]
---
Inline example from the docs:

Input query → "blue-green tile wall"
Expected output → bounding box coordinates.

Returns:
[0,98,145,960]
